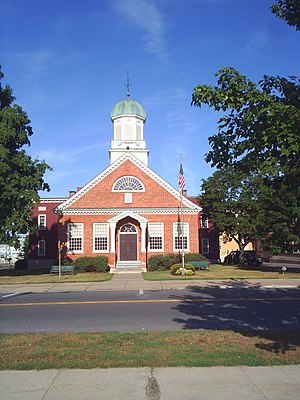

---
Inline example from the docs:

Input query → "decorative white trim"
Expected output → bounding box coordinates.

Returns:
[39,198,67,203]
[56,153,202,212]
[58,208,200,216]
[108,211,148,224]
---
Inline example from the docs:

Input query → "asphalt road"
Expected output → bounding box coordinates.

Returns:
[1,286,300,333]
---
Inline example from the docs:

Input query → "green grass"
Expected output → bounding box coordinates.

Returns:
[1,331,299,370]
[0,264,299,284]
[0,272,113,285]
[143,264,300,280]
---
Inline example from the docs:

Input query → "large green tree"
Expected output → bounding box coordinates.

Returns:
[0,67,50,246]
[192,67,300,253]
[271,0,300,30]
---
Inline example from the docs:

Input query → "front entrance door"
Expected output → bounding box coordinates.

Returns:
[119,224,137,261]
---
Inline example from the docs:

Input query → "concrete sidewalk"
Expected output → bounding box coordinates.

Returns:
[1,366,300,400]
[0,273,299,294]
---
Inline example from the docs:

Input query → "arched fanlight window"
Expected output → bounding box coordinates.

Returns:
[112,176,144,192]
[120,224,137,233]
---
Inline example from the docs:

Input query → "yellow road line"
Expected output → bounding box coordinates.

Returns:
[0,297,299,307]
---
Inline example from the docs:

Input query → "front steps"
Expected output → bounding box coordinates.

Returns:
[110,261,146,273]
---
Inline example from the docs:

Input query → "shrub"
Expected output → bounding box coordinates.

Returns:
[147,255,166,271]
[170,263,195,275]
[74,256,108,273]
[148,253,180,271]
[184,253,208,262]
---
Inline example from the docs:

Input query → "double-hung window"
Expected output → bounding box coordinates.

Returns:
[38,215,46,230]
[173,222,189,251]
[93,223,109,252]
[68,223,83,253]
[148,223,164,251]
[201,217,209,228]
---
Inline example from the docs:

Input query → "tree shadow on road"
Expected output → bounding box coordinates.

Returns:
[170,280,300,354]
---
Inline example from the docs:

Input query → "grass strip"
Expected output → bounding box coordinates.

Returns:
[1,330,299,370]
[1,265,299,285]
[0,272,113,285]
[143,265,300,280]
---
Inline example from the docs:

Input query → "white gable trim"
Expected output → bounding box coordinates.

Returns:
[108,211,148,224]
[56,153,201,211]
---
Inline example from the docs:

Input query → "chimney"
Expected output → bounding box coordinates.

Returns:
[182,189,187,197]
[68,190,76,198]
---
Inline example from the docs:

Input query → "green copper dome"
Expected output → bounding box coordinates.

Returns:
[111,98,146,120]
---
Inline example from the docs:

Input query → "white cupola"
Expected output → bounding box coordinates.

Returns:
[109,96,149,165]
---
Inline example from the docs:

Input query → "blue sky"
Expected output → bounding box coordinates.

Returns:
[1,0,299,197]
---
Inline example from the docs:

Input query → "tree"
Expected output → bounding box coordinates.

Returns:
[192,67,300,254]
[271,0,300,30]
[0,67,50,246]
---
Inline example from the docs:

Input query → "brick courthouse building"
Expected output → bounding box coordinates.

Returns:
[29,96,219,271]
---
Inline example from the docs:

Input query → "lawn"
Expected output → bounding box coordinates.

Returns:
[0,272,113,285]
[1,331,299,370]
[0,264,299,284]
[143,264,300,280]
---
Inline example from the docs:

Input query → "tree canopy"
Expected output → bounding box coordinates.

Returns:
[0,67,50,246]
[271,0,300,30]
[192,68,300,254]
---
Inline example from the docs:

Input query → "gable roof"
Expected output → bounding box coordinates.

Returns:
[56,153,201,212]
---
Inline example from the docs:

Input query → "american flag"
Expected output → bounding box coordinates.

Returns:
[178,161,186,191]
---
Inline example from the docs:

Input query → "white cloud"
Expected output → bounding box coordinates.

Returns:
[34,142,108,164]
[113,0,168,62]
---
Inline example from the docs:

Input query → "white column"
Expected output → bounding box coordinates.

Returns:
[140,222,147,253]
[110,222,116,253]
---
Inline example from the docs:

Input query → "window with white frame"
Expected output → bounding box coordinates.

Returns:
[38,240,46,256]
[93,223,109,252]
[148,222,164,251]
[112,176,144,191]
[38,214,46,230]
[173,222,189,251]
[68,223,83,253]
[201,216,209,228]
[201,238,210,254]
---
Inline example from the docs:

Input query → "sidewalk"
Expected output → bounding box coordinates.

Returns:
[1,365,300,400]
[0,272,299,294]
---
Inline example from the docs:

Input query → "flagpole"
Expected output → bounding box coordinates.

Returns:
[179,155,185,269]
[180,187,185,269]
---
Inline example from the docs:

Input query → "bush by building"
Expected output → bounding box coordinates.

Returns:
[73,256,108,273]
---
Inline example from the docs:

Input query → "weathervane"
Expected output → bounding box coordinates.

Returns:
[125,72,132,98]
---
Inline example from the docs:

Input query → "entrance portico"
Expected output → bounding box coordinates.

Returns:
[108,211,148,271]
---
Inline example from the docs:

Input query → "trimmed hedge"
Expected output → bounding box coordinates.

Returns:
[148,253,180,271]
[74,256,108,273]
[148,253,208,271]
[184,253,208,262]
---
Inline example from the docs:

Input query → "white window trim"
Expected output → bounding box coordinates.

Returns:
[93,223,109,253]
[201,238,210,254]
[68,223,84,254]
[38,240,46,256]
[201,217,209,228]
[148,222,164,252]
[38,214,47,230]
[173,222,190,252]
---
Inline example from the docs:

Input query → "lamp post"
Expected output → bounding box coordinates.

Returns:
[58,240,61,280]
